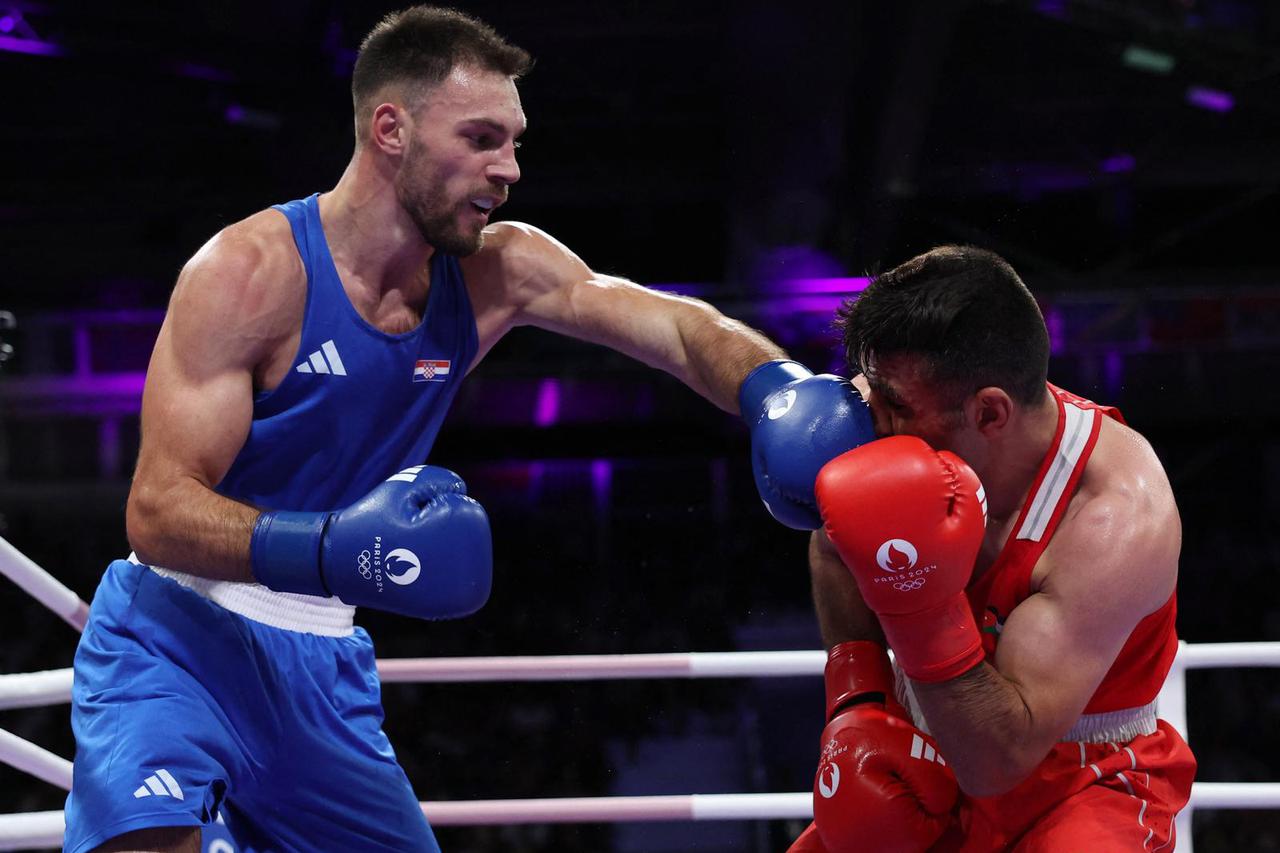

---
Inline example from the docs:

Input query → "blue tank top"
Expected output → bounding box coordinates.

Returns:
[216,193,478,512]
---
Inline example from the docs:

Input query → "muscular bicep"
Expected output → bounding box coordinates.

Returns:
[461,222,779,407]
[507,225,710,366]
[128,224,298,551]
[991,494,1178,742]
[134,307,255,492]
[463,223,684,368]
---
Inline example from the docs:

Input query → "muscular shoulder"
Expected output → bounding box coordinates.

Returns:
[461,221,587,305]
[1081,417,1177,530]
[1039,417,1180,613]
[166,208,305,369]
[175,209,302,314]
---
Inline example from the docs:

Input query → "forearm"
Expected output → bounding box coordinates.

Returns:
[810,531,885,648]
[675,301,785,413]
[126,475,257,582]
[911,664,1051,797]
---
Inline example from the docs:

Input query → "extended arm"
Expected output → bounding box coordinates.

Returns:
[466,222,785,412]
[463,223,874,529]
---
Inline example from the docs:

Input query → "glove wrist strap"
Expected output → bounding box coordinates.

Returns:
[251,510,331,597]
[825,641,908,721]
[879,593,985,683]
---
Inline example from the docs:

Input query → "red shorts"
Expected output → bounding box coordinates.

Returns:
[790,721,1195,853]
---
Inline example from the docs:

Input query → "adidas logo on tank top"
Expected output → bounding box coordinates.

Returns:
[295,339,347,376]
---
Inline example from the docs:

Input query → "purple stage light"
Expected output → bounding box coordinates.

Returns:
[0,16,14,33]
[1100,153,1136,174]
[2,373,147,417]
[99,417,121,478]
[1186,86,1233,113]
[1045,306,1066,356]
[534,378,561,427]
[1035,0,1069,19]
[766,295,849,316]
[223,104,282,130]
[0,34,63,56]
[775,276,871,295]
[1103,350,1124,398]
[591,459,612,514]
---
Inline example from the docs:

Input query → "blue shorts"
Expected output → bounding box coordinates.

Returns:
[64,560,439,853]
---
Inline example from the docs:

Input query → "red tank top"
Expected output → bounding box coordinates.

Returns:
[965,384,1179,714]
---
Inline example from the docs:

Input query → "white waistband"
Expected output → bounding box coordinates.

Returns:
[131,554,356,637]
[1062,701,1158,743]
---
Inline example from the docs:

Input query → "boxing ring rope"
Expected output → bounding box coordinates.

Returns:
[1,538,1278,852]
[0,537,88,632]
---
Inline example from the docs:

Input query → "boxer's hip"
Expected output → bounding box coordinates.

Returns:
[939,720,1195,851]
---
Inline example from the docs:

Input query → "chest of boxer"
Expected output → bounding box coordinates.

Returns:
[215,193,479,513]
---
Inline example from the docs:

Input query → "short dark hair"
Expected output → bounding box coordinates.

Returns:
[835,245,1050,407]
[352,6,532,138]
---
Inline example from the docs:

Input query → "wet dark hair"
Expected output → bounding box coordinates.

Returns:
[351,5,532,138]
[835,245,1050,407]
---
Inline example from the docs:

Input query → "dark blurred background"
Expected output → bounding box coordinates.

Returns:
[2,0,1279,850]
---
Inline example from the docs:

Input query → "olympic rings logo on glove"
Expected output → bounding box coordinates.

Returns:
[357,550,373,579]
[893,578,926,591]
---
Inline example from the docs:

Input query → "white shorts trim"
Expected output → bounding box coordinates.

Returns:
[1063,701,1159,743]
[131,554,356,637]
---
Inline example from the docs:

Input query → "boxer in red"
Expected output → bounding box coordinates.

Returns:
[789,245,1195,852]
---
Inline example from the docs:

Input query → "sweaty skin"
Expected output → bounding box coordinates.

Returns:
[815,355,1179,797]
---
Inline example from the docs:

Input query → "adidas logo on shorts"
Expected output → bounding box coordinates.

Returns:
[133,768,184,800]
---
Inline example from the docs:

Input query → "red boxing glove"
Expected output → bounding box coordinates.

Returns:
[816,436,987,683]
[822,640,908,723]
[808,642,958,853]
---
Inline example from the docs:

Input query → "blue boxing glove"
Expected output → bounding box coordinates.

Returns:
[251,465,491,619]
[741,360,875,529]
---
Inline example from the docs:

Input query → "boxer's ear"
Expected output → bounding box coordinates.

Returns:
[968,386,1012,437]
[371,102,409,156]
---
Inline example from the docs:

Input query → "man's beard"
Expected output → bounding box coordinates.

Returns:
[395,146,487,256]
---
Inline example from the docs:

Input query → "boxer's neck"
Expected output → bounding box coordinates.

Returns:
[320,152,435,298]
[979,391,1060,522]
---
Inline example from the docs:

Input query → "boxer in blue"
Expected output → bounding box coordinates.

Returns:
[64,7,873,852]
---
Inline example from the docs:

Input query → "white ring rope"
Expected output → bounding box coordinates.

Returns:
[8,642,1280,712]
[377,650,828,683]
[0,729,71,791]
[0,812,63,852]
[0,536,89,632]
[1,539,1278,851]
[418,784,1280,824]
[0,669,73,711]
[422,792,816,825]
